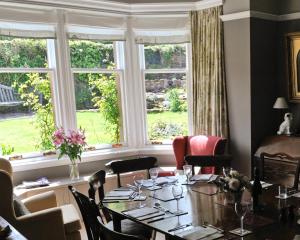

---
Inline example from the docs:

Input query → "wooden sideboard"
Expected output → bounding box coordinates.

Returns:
[254,135,300,187]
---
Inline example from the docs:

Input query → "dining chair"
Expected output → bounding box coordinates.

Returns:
[106,157,157,187]
[185,155,232,175]
[69,186,146,240]
[98,217,144,240]
[260,152,300,189]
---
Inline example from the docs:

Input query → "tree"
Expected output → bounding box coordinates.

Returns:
[13,73,55,150]
[89,73,120,143]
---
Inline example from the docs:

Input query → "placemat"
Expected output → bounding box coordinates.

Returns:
[151,194,184,202]
[192,184,218,196]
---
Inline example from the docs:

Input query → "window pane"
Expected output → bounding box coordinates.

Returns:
[74,73,122,145]
[144,44,186,69]
[0,73,55,154]
[69,40,114,69]
[0,36,48,68]
[145,73,188,143]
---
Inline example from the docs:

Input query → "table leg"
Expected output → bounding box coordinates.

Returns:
[112,213,122,232]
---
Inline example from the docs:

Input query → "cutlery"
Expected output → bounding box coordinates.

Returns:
[137,212,165,221]
[168,223,192,232]
[205,224,224,233]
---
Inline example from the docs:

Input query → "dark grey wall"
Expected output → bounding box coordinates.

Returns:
[277,19,300,133]
[250,0,280,15]
[224,18,252,175]
[250,18,278,154]
[278,0,300,14]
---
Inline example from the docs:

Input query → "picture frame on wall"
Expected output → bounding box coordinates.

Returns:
[287,32,300,102]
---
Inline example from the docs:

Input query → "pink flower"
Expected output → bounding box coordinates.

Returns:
[67,129,86,146]
[53,128,65,146]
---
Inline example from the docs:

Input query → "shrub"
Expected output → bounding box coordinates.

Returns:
[89,73,120,143]
[166,88,181,112]
[149,120,186,140]
[0,144,14,156]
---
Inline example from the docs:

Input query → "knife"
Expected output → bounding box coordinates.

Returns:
[168,223,192,232]
[147,214,177,223]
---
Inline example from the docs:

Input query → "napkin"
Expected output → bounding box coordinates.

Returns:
[190,174,213,182]
[123,207,159,218]
[105,190,133,197]
[176,226,222,240]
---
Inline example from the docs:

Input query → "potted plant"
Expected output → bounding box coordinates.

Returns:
[218,169,252,204]
[53,128,86,180]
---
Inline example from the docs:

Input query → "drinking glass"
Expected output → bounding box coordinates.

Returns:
[234,202,250,235]
[278,185,288,199]
[149,167,159,198]
[172,184,183,215]
[133,174,145,208]
[183,165,192,184]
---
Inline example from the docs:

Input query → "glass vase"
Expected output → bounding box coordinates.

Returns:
[69,162,80,180]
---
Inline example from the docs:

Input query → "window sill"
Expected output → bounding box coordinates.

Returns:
[11,145,173,172]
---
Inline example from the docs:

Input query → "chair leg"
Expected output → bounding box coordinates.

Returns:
[151,230,157,240]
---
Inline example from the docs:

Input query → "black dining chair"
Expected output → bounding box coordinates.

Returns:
[260,152,300,190]
[98,217,144,240]
[68,186,144,240]
[87,170,154,239]
[106,156,157,187]
[185,155,232,175]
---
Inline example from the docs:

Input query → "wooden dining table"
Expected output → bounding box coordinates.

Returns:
[104,177,300,240]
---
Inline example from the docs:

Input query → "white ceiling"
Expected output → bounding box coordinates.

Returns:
[105,0,198,3]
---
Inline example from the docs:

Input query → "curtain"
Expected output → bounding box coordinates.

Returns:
[190,6,228,138]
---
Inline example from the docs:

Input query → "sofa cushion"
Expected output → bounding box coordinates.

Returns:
[13,194,30,217]
[60,204,81,233]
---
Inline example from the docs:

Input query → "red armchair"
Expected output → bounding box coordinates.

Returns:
[173,135,227,174]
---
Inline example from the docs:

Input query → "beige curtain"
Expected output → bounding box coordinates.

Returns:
[190,6,228,138]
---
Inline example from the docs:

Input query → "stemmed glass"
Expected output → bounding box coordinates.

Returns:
[133,174,145,208]
[172,184,183,215]
[149,167,159,197]
[183,165,192,184]
[234,202,250,235]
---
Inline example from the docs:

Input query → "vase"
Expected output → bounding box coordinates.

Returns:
[225,190,244,204]
[69,163,80,180]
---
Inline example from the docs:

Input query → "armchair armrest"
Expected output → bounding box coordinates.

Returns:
[16,207,66,240]
[22,191,57,213]
[185,155,232,175]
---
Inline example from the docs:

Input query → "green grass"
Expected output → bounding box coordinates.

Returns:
[0,111,188,154]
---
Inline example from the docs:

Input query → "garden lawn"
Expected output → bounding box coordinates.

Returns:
[0,111,188,154]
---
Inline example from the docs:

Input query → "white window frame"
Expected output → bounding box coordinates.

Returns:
[139,43,191,145]
[69,40,127,148]
[0,38,59,157]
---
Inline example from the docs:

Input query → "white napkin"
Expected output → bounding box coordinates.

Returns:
[176,226,220,240]
[106,190,133,197]
[190,174,213,181]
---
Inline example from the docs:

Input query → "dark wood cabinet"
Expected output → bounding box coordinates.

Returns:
[254,135,300,187]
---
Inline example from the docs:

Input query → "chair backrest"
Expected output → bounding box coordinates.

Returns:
[260,152,300,189]
[88,170,111,222]
[108,157,157,187]
[0,170,15,223]
[98,217,143,240]
[69,185,101,240]
[185,155,232,175]
[0,157,13,177]
[173,135,227,172]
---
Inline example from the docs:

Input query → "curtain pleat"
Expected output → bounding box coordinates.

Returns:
[190,6,228,138]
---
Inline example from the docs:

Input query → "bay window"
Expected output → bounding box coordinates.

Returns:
[141,43,189,144]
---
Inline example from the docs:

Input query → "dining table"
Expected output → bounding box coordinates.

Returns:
[103,176,300,240]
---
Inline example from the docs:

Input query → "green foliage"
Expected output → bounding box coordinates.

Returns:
[149,120,186,140]
[166,88,181,112]
[13,73,55,150]
[0,144,14,155]
[88,73,120,143]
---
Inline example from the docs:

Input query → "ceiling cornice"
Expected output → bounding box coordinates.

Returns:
[0,0,223,15]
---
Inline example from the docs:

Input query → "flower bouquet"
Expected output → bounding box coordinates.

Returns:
[53,128,86,180]
[218,169,252,203]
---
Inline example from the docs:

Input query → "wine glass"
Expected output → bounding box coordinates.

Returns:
[133,174,145,208]
[172,184,183,215]
[183,165,192,184]
[234,202,250,235]
[149,168,159,198]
